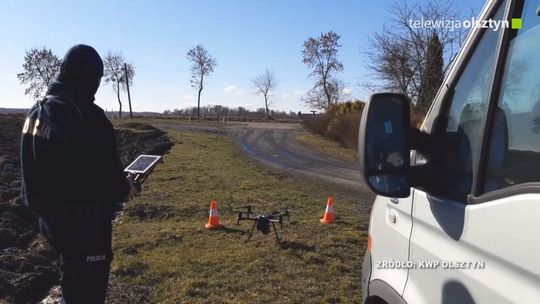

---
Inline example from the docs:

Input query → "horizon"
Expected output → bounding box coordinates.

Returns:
[1,0,484,114]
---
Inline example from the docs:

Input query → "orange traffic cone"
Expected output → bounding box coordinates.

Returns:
[320,197,335,224]
[205,200,224,229]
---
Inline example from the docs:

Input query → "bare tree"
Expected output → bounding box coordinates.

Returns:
[302,78,349,110]
[103,51,135,118]
[17,47,61,100]
[328,79,350,106]
[186,45,217,119]
[366,0,468,110]
[252,68,278,119]
[237,106,246,118]
[211,104,223,120]
[417,33,444,113]
[302,31,344,110]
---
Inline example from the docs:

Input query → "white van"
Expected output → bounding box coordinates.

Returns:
[359,0,540,303]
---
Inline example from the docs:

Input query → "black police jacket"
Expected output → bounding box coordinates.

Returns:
[20,93,130,216]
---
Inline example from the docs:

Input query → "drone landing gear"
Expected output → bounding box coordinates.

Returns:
[236,206,289,243]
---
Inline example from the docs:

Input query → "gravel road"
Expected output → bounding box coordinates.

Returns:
[156,121,368,193]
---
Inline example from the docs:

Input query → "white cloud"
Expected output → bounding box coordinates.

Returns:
[293,90,305,96]
[224,85,236,92]
[343,87,352,95]
[224,85,245,97]
[281,93,289,99]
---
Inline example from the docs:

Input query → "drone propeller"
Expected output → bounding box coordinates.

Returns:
[268,206,290,230]
[236,205,254,225]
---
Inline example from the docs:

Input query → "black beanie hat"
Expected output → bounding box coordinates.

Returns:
[60,44,103,81]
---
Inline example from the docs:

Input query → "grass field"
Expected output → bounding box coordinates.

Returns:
[111,128,371,303]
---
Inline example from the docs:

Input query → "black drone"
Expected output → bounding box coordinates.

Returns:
[236,206,290,242]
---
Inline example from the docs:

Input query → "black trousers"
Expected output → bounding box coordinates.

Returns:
[60,253,111,303]
[39,206,113,304]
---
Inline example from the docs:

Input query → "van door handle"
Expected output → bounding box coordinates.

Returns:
[390,198,399,204]
[387,209,398,224]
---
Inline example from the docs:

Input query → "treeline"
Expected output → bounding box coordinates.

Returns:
[162,105,302,121]
[303,100,365,149]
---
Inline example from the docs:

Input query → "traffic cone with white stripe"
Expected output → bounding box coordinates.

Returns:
[205,199,224,229]
[320,197,335,224]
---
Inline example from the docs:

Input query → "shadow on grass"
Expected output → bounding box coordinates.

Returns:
[160,233,183,246]
[332,218,350,225]
[125,203,176,221]
[278,240,315,252]
[119,233,183,256]
[219,226,248,236]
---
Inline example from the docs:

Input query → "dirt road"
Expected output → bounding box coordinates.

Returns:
[156,121,367,193]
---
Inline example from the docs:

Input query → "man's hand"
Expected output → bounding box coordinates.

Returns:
[126,177,140,200]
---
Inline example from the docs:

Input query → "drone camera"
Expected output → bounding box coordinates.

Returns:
[256,216,271,234]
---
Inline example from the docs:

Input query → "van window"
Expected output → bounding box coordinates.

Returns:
[484,0,540,192]
[435,3,506,201]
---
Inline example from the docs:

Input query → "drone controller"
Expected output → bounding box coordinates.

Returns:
[126,173,144,193]
[132,180,142,193]
[113,155,162,220]
[124,155,162,184]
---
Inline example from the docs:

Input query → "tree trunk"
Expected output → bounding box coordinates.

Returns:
[197,74,204,119]
[197,89,202,119]
[124,63,133,119]
[322,80,332,109]
[117,87,122,118]
[264,94,270,119]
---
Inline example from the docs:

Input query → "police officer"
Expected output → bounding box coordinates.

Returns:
[20,44,138,303]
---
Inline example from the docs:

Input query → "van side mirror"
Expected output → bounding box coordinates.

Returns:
[359,93,411,198]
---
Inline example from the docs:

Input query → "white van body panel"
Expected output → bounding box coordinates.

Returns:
[403,191,540,303]
[368,194,414,295]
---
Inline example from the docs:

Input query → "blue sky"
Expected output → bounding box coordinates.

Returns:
[0,0,484,113]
